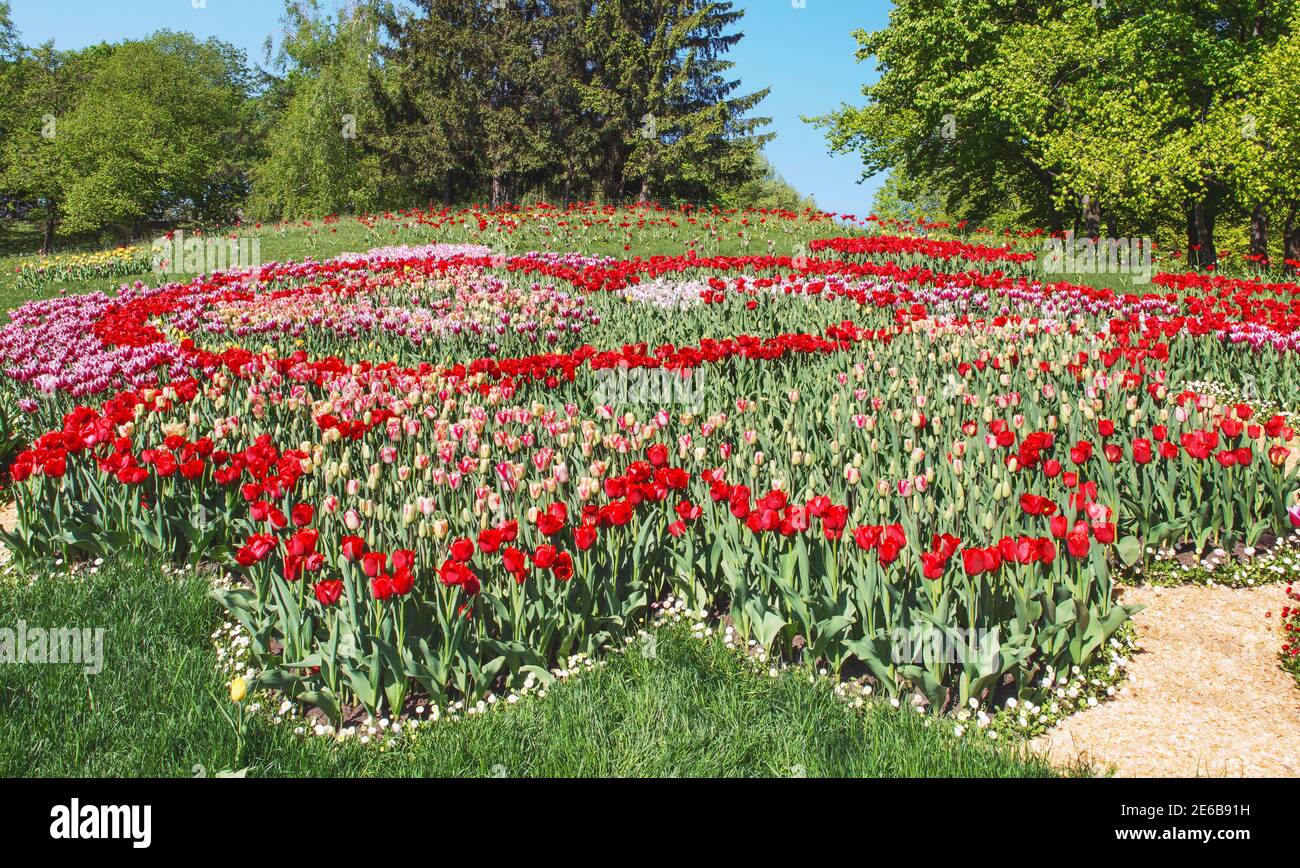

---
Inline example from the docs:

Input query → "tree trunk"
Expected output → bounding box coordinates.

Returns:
[1284,202,1299,278]
[1046,209,1064,235]
[1249,202,1270,266]
[1185,198,1219,269]
[1081,195,1101,239]
[491,176,503,208]
[42,213,57,253]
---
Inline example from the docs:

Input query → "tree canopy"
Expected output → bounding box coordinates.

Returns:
[0,0,788,238]
[815,0,1298,270]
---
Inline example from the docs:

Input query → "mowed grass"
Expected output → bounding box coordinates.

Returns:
[0,557,1069,778]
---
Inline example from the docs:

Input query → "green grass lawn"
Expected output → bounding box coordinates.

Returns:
[0,557,1069,777]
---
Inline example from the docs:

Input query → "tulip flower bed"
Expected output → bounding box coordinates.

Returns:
[12,243,157,294]
[4,215,1300,728]
[1282,585,1300,687]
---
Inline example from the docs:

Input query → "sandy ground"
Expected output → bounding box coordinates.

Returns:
[1033,583,1300,777]
[0,501,12,565]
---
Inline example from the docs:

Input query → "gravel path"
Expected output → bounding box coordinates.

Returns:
[1033,583,1300,777]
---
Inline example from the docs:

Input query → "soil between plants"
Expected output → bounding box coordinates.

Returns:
[1032,583,1300,777]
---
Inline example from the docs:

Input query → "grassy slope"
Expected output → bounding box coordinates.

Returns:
[0,214,1197,313]
[0,558,1063,777]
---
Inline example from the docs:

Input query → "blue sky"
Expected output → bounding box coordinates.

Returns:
[8,0,887,215]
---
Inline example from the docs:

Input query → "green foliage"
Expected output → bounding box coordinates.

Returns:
[0,0,801,235]
[812,0,1079,231]
[247,1,400,220]
[578,0,773,202]
[717,151,815,212]
[818,1,1298,267]
[56,32,254,233]
[376,0,774,206]
[0,1,17,62]
[0,43,110,247]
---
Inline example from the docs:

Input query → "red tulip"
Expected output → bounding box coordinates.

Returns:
[288,529,318,557]
[878,538,901,564]
[341,535,366,562]
[532,545,557,570]
[502,546,528,573]
[1091,522,1116,544]
[314,579,343,606]
[291,503,314,527]
[573,524,597,550]
[1131,438,1153,464]
[371,574,395,600]
[920,551,947,580]
[537,512,565,536]
[391,549,416,572]
[390,567,414,595]
[361,551,387,578]
[1019,493,1057,516]
[852,525,881,551]
[449,537,475,562]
